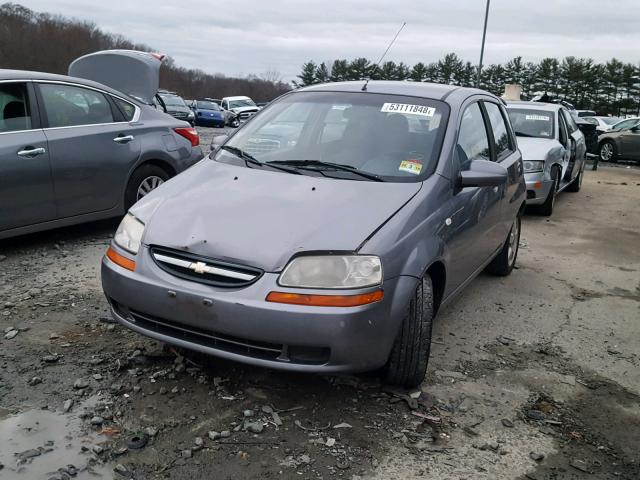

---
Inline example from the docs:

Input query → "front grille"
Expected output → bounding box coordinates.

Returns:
[245,137,281,155]
[239,111,257,120]
[172,112,188,119]
[122,306,330,365]
[129,308,285,361]
[150,246,262,288]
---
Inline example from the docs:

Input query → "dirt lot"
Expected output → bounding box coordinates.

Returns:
[1,159,639,480]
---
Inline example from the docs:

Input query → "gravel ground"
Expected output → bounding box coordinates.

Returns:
[0,163,639,480]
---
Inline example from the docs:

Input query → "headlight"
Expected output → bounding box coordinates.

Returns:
[523,160,544,173]
[279,255,382,289]
[113,214,145,254]
[187,111,195,120]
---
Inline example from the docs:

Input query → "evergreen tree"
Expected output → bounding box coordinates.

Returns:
[315,62,330,83]
[294,61,317,87]
[330,59,349,82]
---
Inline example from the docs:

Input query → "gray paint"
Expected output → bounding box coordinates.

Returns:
[0,57,204,240]
[102,80,526,372]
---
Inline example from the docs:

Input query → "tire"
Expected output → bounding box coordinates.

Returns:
[566,165,583,192]
[383,275,434,388]
[485,214,521,276]
[599,140,617,163]
[537,168,559,216]
[125,164,171,210]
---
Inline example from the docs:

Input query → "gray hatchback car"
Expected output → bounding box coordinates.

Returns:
[101,81,526,387]
[0,50,203,239]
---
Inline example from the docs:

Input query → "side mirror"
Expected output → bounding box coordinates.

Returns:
[211,134,229,152]
[459,159,508,188]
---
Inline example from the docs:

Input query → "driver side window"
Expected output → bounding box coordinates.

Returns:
[457,102,490,171]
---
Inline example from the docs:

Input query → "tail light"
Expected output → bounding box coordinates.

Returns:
[174,127,199,147]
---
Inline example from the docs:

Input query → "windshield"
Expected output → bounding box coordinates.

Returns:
[159,94,186,107]
[507,108,555,139]
[196,101,220,110]
[229,98,256,109]
[215,91,449,182]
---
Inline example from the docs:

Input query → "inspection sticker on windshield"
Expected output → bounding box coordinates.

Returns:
[399,159,423,175]
[525,114,550,121]
[381,103,435,117]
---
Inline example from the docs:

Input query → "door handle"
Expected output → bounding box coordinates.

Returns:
[113,135,134,144]
[17,147,46,158]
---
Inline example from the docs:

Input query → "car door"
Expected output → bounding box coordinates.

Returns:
[561,109,585,180]
[36,81,141,218]
[482,101,522,241]
[557,112,571,178]
[0,81,56,232]
[618,122,640,159]
[443,100,504,291]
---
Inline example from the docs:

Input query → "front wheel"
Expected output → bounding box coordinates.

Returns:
[537,169,559,216]
[485,214,521,276]
[125,164,170,210]
[383,275,434,388]
[599,141,617,163]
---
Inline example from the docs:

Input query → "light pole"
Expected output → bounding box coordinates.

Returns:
[476,0,491,88]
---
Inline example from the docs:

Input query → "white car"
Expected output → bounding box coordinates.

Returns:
[220,96,260,123]
[583,116,621,135]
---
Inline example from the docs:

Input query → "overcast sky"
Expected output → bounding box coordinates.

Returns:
[20,0,640,82]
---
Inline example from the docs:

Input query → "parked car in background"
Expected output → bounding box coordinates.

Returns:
[102,80,525,388]
[575,109,596,118]
[583,116,620,135]
[157,91,195,126]
[507,101,586,216]
[0,50,203,240]
[220,95,260,123]
[598,119,640,163]
[609,117,640,132]
[190,100,226,127]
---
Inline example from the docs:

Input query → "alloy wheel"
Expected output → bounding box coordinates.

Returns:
[600,143,613,162]
[136,175,165,201]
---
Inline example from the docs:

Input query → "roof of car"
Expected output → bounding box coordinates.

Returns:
[297,81,488,101]
[0,69,140,103]
[506,101,562,112]
[223,96,253,101]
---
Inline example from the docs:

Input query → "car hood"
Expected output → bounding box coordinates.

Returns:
[69,50,163,104]
[133,160,421,272]
[166,105,191,114]
[516,137,562,161]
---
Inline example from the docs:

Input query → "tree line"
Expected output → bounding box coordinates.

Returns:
[0,3,290,102]
[296,54,640,116]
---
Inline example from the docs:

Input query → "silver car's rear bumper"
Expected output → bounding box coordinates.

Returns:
[101,245,417,373]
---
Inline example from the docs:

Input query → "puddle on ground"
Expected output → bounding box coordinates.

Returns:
[0,396,114,479]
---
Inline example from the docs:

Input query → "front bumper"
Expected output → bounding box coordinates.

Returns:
[101,245,417,373]
[524,172,554,205]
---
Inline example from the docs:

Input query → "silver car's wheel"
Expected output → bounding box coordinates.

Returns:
[136,176,165,201]
[485,214,521,276]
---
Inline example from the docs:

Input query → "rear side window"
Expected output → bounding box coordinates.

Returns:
[484,102,514,161]
[39,83,115,128]
[0,82,32,133]
[457,102,490,170]
[113,97,136,121]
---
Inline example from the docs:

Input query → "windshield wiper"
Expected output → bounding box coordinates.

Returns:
[266,160,384,182]
[220,146,300,174]
[514,131,536,138]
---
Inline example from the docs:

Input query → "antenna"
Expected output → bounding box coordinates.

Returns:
[362,22,406,91]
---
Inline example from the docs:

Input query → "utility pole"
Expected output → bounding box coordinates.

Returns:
[476,0,491,88]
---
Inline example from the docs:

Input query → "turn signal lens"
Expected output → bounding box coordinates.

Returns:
[106,246,136,271]
[266,290,383,307]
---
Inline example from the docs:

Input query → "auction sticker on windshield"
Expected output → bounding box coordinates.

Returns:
[525,114,550,121]
[381,103,435,117]
[399,159,423,175]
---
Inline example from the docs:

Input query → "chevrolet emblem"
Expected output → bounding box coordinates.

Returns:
[191,261,208,274]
